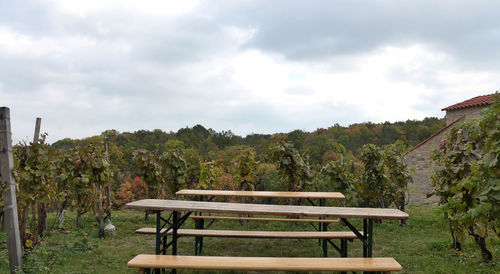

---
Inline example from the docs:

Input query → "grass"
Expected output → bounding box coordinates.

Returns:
[1,205,499,273]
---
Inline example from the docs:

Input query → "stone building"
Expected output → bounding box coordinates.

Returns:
[405,93,496,204]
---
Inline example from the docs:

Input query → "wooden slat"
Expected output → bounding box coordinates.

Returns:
[135,228,358,239]
[176,189,345,199]
[125,199,409,220]
[189,215,339,223]
[136,227,168,234]
[128,255,403,272]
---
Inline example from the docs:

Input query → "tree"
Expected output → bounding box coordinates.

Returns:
[114,176,146,208]
[321,155,355,203]
[431,94,499,261]
[198,160,225,190]
[64,146,93,228]
[160,149,188,195]
[133,149,163,219]
[232,147,258,191]
[473,94,500,242]
[383,141,412,225]
[86,142,112,238]
[13,134,57,247]
[286,130,305,150]
[359,144,391,207]
[184,148,201,189]
[269,141,313,200]
[231,147,258,205]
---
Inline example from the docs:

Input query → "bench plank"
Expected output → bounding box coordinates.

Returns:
[135,228,357,239]
[176,189,345,199]
[126,199,409,220]
[190,215,339,223]
[128,255,403,272]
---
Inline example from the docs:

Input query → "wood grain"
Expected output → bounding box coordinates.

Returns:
[189,215,339,223]
[127,255,403,272]
[125,199,409,220]
[176,189,344,199]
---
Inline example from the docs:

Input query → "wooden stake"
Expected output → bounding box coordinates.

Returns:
[105,143,112,221]
[33,117,41,143]
[33,117,47,233]
[0,107,23,273]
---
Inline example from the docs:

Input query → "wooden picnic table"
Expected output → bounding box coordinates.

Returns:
[176,189,345,201]
[126,199,409,261]
[176,189,347,256]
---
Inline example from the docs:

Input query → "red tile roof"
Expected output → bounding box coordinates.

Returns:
[442,94,497,111]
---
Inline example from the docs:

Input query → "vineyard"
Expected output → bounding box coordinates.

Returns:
[1,96,499,272]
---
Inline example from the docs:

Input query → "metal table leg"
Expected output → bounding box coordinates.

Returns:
[341,218,373,257]
[151,210,192,274]
[320,198,328,257]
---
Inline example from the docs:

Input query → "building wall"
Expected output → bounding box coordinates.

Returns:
[406,105,489,204]
[405,130,445,205]
[445,106,484,125]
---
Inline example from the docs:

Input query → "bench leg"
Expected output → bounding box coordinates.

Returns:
[361,218,374,258]
[195,195,204,256]
[172,211,179,274]
[367,219,373,257]
[194,218,204,255]
[363,219,367,257]
[322,222,328,257]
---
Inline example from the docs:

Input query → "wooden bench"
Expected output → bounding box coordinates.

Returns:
[189,215,339,223]
[136,228,356,239]
[136,228,355,257]
[188,215,341,256]
[128,254,403,273]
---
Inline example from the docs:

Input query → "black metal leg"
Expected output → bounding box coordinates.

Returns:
[163,235,167,255]
[367,219,373,257]
[341,218,372,258]
[156,211,162,254]
[199,219,204,254]
[322,221,328,257]
[194,218,204,255]
[152,210,192,273]
[363,219,368,257]
[171,211,179,274]
[319,198,325,249]
[341,239,347,257]
[172,211,178,255]
[155,211,164,274]
[362,219,374,274]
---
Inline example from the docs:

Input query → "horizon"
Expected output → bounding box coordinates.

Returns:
[45,115,445,145]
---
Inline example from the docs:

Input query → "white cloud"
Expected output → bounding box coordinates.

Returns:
[2,1,500,143]
[50,0,200,17]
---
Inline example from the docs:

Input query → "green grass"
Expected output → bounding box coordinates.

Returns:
[1,205,499,273]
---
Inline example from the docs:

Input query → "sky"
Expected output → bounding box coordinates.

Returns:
[1,0,499,144]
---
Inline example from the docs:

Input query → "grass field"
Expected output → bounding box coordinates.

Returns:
[1,205,499,273]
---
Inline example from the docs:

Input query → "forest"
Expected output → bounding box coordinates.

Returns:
[52,117,445,191]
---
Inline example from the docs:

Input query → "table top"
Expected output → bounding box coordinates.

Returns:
[176,189,345,199]
[125,199,409,220]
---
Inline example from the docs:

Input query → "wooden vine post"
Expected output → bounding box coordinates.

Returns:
[0,107,23,273]
[33,117,48,233]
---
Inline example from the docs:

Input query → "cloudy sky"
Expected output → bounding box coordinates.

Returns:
[1,0,499,143]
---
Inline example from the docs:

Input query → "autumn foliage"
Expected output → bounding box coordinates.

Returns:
[114,175,147,208]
